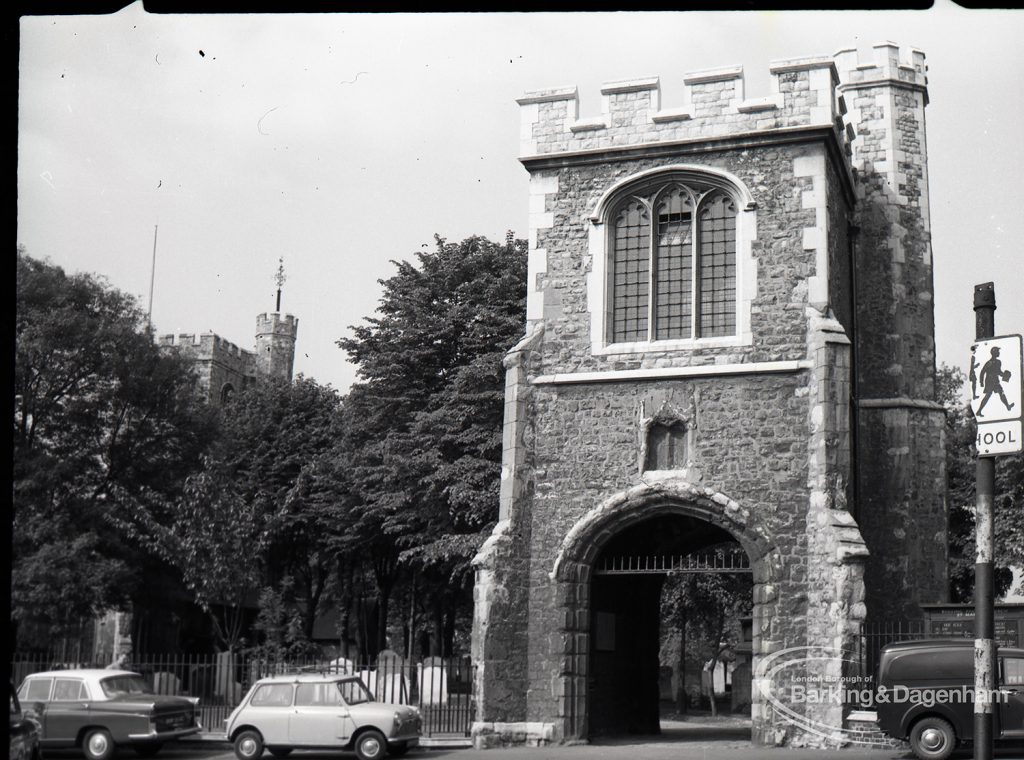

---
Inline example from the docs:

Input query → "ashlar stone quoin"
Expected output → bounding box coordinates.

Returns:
[471,42,947,749]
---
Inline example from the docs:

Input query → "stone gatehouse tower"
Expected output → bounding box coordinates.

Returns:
[472,43,947,748]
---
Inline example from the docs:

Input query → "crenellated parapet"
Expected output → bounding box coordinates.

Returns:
[517,56,846,158]
[157,331,251,360]
[255,311,299,338]
[833,42,927,103]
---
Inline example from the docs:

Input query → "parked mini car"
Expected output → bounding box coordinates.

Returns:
[10,682,41,760]
[225,672,421,760]
[876,639,1024,760]
[17,668,200,760]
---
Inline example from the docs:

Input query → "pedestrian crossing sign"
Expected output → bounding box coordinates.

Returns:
[969,334,1023,456]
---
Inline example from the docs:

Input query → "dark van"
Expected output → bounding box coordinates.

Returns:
[876,639,1024,760]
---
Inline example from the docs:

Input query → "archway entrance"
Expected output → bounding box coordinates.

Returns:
[587,513,753,740]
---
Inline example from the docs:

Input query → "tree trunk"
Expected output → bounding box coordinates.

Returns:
[430,597,444,657]
[677,605,687,714]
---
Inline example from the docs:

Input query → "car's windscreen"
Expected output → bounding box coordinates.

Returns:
[337,679,372,705]
[100,675,152,698]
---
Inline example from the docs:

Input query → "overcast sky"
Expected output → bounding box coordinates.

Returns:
[17,3,1024,393]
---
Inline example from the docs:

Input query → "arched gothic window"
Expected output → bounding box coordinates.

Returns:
[645,420,687,471]
[220,383,236,405]
[609,182,737,344]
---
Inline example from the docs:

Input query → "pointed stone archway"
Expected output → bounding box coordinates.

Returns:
[547,478,781,743]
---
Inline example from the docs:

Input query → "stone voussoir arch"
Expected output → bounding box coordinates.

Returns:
[550,478,779,586]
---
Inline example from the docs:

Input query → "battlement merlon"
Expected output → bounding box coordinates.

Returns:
[833,42,928,105]
[255,312,299,337]
[156,332,205,348]
[156,331,249,359]
[516,56,845,159]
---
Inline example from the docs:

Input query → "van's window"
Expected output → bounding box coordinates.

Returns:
[251,684,294,707]
[23,678,53,702]
[1003,657,1024,686]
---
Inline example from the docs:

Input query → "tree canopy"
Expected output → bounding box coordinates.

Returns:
[337,233,527,654]
[13,250,216,642]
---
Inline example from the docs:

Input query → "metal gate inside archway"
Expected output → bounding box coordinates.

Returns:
[587,513,753,740]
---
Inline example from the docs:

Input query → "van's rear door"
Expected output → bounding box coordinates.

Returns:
[999,655,1024,738]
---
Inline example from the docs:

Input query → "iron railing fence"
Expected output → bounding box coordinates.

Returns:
[846,620,928,709]
[10,652,475,737]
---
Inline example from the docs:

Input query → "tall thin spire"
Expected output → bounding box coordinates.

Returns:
[274,257,286,312]
[147,225,159,332]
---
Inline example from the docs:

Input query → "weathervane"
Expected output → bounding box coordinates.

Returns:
[275,257,286,312]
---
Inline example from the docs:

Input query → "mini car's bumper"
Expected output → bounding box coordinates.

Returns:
[128,726,202,742]
[389,736,419,748]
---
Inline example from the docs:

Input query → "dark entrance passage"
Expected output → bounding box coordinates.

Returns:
[587,513,751,740]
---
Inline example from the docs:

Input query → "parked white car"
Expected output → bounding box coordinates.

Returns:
[224,672,420,760]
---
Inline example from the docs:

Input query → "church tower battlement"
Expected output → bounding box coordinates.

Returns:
[255,311,299,383]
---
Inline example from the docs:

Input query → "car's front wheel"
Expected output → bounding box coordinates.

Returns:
[233,729,265,760]
[354,729,387,760]
[909,716,956,760]
[82,728,116,760]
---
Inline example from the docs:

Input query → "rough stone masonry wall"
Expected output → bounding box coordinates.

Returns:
[529,143,825,377]
[521,372,812,739]
[835,44,948,619]
[157,332,256,404]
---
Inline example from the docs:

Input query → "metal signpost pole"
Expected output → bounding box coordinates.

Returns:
[973,282,996,760]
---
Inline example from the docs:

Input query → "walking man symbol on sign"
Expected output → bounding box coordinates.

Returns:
[976,347,1015,417]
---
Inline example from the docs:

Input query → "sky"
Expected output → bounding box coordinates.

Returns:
[17,3,1024,394]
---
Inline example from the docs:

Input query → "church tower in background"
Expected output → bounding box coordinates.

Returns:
[157,259,299,405]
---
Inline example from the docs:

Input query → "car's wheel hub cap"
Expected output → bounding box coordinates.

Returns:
[920,728,945,750]
[88,735,109,754]
[362,737,382,756]
[240,738,258,756]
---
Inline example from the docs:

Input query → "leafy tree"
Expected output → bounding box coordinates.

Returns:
[217,376,344,641]
[661,548,752,713]
[118,376,346,651]
[123,460,266,650]
[338,233,527,655]
[13,251,215,646]
[939,364,1022,600]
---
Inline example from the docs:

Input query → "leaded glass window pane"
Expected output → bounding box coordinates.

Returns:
[697,193,737,337]
[654,188,693,340]
[611,199,650,343]
[607,179,737,344]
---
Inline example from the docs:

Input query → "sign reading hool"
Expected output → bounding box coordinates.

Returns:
[970,334,1023,456]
